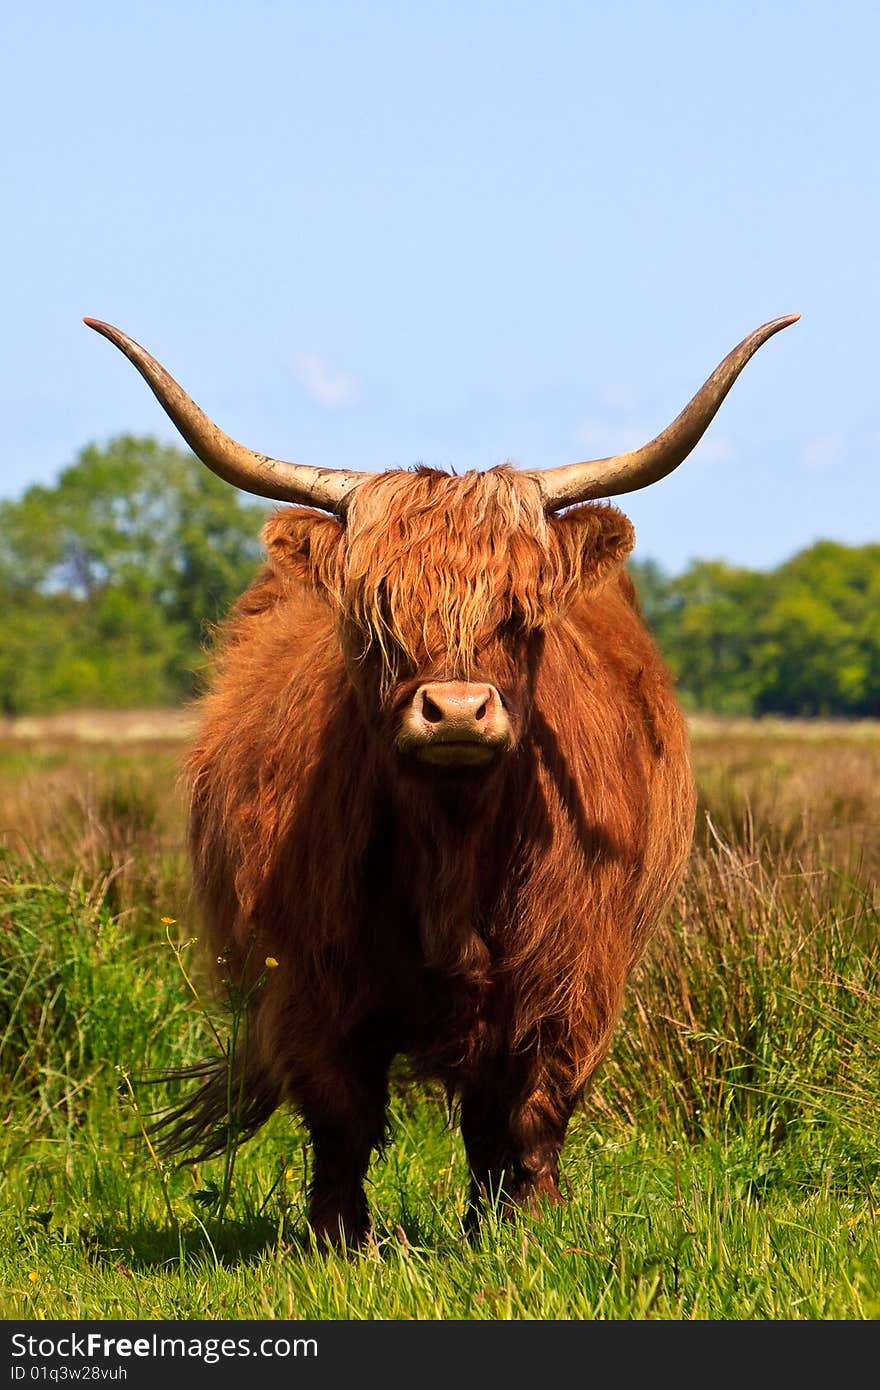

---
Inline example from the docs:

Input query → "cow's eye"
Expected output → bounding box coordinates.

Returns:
[497,614,527,641]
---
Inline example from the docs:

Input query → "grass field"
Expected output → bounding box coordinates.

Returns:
[1,713,878,1319]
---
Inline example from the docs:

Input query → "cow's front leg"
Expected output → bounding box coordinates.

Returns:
[298,1022,396,1251]
[459,1059,577,1228]
[305,1109,384,1250]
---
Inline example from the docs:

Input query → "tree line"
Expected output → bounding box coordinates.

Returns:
[3,437,878,717]
[629,544,880,717]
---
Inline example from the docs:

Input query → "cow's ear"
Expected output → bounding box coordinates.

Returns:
[261,507,345,598]
[551,504,636,592]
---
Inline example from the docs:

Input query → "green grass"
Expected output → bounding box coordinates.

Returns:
[0,721,878,1319]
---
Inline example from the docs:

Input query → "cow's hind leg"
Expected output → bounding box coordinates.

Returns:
[299,1020,397,1251]
[459,1058,577,1231]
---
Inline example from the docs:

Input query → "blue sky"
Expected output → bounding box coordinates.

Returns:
[3,1,877,572]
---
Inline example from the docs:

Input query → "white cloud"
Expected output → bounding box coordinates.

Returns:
[691,434,737,467]
[598,382,639,412]
[574,419,649,456]
[292,352,360,408]
[574,418,736,467]
[800,433,845,471]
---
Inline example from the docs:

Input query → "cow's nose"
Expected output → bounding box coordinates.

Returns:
[416,682,499,732]
[398,681,512,765]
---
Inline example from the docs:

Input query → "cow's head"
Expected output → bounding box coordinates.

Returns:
[259,467,635,770]
[84,315,798,774]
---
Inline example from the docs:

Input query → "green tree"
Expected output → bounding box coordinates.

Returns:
[657,560,769,714]
[1,437,269,713]
[755,543,880,715]
[632,542,880,718]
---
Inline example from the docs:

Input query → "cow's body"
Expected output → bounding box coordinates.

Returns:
[182,469,694,1243]
[84,312,796,1245]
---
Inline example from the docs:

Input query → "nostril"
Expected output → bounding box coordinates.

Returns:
[421,694,444,725]
[474,698,488,721]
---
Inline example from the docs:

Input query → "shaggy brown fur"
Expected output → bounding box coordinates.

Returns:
[162,465,695,1246]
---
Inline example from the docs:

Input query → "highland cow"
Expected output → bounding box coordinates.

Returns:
[86,313,797,1247]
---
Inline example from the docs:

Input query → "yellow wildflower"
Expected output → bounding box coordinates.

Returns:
[265,956,279,969]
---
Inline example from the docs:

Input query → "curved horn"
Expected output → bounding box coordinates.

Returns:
[83,319,369,514]
[537,314,800,512]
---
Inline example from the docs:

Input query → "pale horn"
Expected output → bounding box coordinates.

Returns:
[83,319,369,514]
[536,315,800,512]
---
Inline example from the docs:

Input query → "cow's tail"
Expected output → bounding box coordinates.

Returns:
[139,1053,283,1165]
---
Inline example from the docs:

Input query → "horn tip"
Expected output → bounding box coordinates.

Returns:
[83,316,111,334]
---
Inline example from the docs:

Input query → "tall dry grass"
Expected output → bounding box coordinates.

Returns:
[586,719,880,1191]
[0,736,189,927]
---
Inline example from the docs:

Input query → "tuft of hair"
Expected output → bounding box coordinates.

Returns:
[342,467,552,688]
[142,1055,282,1164]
